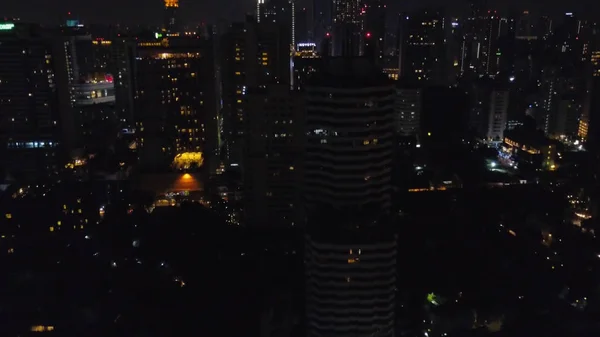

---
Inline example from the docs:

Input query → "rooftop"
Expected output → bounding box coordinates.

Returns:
[308,57,391,89]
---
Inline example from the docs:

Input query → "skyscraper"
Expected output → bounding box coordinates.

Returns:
[134,35,218,173]
[304,58,397,337]
[399,10,445,84]
[244,84,305,227]
[221,17,291,166]
[163,0,180,36]
[0,23,63,180]
[331,0,364,56]
[363,0,385,64]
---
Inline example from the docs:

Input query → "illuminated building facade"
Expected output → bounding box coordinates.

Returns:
[584,42,600,150]
[399,10,445,84]
[164,0,180,36]
[256,0,296,51]
[363,0,385,64]
[463,5,502,77]
[221,18,291,166]
[502,130,557,170]
[0,23,62,180]
[331,0,364,56]
[394,88,421,137]
[55,28,123,150]
[109,37,136,124]
[293,42,322,91]
[135,36,218,172]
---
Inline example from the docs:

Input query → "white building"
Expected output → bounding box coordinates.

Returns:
[487,90,509,142]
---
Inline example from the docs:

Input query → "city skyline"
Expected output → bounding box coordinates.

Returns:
[2,0,600,25]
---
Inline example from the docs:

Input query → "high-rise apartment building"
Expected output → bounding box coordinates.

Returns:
[110,36,136,125]
[399,10,445,84]
[221,18,291,166]
[363,0,385,64]
[487,89,509,141]
[305,213,397,337]
[0,23,63,180]
[395,87,422,137]
[244,85,305,227]
[163,0,180,36]
[331,0,364,56]
[304,58,397,337]
[463,9,502,77]
[134,36,218,173]
[304,58,394,209]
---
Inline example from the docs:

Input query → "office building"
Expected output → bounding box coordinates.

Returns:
[363,0,385,64]
[293,42,322,91]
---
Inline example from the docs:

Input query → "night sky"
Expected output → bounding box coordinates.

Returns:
[1,0,599,26]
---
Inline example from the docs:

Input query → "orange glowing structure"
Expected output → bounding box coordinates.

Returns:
[165,0,179,7]
[172,152,203,170]
[172,173,202,192]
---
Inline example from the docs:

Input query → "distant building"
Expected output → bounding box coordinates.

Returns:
[0,23,64,181]
[220,18,291,166]
[502,129,557,171]
[134,36,218,173]
[395,87,422,137]
[244,85,305,227]
[399,10,445,84]
[487,90,509,142]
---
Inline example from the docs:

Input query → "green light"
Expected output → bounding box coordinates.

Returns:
[426,292,439,306]
[155,32,163,39]
[0,23,15,30]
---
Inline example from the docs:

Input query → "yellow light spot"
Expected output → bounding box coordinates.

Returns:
[30,326,55,332]
[172,152,203,170]
[49,226,55,232]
